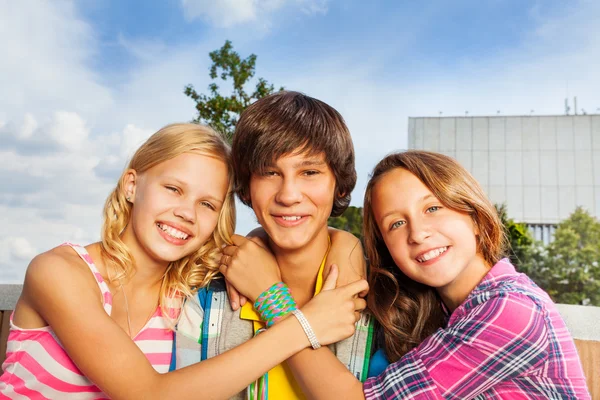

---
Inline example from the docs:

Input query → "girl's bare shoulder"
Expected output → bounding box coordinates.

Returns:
[24,244,102,298]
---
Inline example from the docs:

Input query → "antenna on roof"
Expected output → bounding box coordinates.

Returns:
[574,97,578,115]
[565,98,570,115]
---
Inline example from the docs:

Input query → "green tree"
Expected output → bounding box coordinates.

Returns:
[185,40,283,142]
[541,207,600,306]
[328,206,364,241]
[495,203,538,272]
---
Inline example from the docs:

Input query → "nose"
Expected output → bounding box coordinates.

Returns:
[173,198,196,224]
[274,177,303,206]
[407,218,432,244]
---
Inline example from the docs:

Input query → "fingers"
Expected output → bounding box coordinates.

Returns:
[231,234,250,247]
[219,263,227,277]
[321,264,339,291]
[239,295,248,307]
[340,279,369,297]
[226,280,241,311]
[248,236,267,249]
[353,297,366,312]
[222,245,238,257]
[220,254,231,265]
[353,297,367,322]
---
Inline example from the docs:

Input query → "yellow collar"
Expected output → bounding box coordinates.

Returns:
[240,236,331,322]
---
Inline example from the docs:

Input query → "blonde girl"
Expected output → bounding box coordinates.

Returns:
[0,123,367,399]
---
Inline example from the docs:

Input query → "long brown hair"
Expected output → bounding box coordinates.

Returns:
[100,123,235,325]
[363,150,507,361]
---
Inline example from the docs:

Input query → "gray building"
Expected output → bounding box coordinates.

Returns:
[408,115,600,243]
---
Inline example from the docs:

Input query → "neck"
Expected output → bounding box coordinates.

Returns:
[269,227,329,306]
[437,254,490,312]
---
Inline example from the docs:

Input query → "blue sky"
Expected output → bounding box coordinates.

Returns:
[1,0,599,281]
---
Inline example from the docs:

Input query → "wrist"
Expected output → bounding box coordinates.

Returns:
[277,311,312,351]
[291,309,321,349]
[254,282,298,327]
[250,279,280,303]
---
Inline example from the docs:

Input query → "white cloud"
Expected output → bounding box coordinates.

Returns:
[20,113,37,139]
[121,125,157,159]
[180,0,328,27]
[49,111,89,152]
[8,238,37,261]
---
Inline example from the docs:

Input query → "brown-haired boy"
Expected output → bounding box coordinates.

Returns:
[174,91,373,399]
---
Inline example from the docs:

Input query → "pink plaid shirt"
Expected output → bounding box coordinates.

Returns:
[364,259,590,399]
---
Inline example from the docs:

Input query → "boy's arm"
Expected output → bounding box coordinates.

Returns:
[325,227,366,284]
[285,227,367,400]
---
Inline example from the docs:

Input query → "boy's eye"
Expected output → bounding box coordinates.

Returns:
[303,170,320,176]
[426,206,441,213]
[390,220,405,230]
[263,170,279,177]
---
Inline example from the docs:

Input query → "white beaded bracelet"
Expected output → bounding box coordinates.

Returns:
[292,309,321,350]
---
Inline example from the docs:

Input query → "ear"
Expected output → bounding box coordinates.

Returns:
[122,169,138,203]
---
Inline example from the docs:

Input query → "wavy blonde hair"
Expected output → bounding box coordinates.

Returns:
[363,150,507,361]
[100,123,235,324]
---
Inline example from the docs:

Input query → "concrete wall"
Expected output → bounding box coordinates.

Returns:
[408,115,600,224]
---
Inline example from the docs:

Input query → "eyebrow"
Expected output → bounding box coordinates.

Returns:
[163,176,224,205]
[292,159,327,168]
[379,193,437,223]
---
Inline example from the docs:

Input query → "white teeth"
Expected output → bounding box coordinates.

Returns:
[281,216,301,221]
[417,247,447,263]
[157,223,189,240]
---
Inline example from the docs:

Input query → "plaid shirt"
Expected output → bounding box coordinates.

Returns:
[363,259,590,399]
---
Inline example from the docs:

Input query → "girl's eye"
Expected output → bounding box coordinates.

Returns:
[390,220,405,230]
[166,186,180,194]
[303,170,320,176]
[263,170,279,177]
[426,206,441,213]
[200,201,215,211]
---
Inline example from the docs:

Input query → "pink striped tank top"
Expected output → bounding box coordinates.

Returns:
[0,243,175,399]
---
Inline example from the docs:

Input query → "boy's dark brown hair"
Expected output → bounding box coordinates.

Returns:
[232,91,356,217]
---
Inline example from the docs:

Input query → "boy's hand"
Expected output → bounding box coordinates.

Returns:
[220,234,281,305]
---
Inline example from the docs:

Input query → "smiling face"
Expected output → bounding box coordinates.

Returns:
[371,167,488,300]
[124,151,229,265]
[248,151,336,253]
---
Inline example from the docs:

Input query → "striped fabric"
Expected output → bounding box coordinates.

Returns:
[0,243,175,399]
[363,259,591,399]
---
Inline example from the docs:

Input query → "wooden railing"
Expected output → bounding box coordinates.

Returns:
[0,286,598,398]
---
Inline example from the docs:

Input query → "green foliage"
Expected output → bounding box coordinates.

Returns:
[541,207,600,306]
[184,40,283,142]
[495,204,535,269]
[328,206,364,241]
[497,204,600,306]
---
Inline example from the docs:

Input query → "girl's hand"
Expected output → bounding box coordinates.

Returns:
[300,265,369,346]
[220,234,281,304]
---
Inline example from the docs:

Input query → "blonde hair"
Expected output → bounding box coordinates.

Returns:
[363,150,506,361]
[100,123,235,324]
